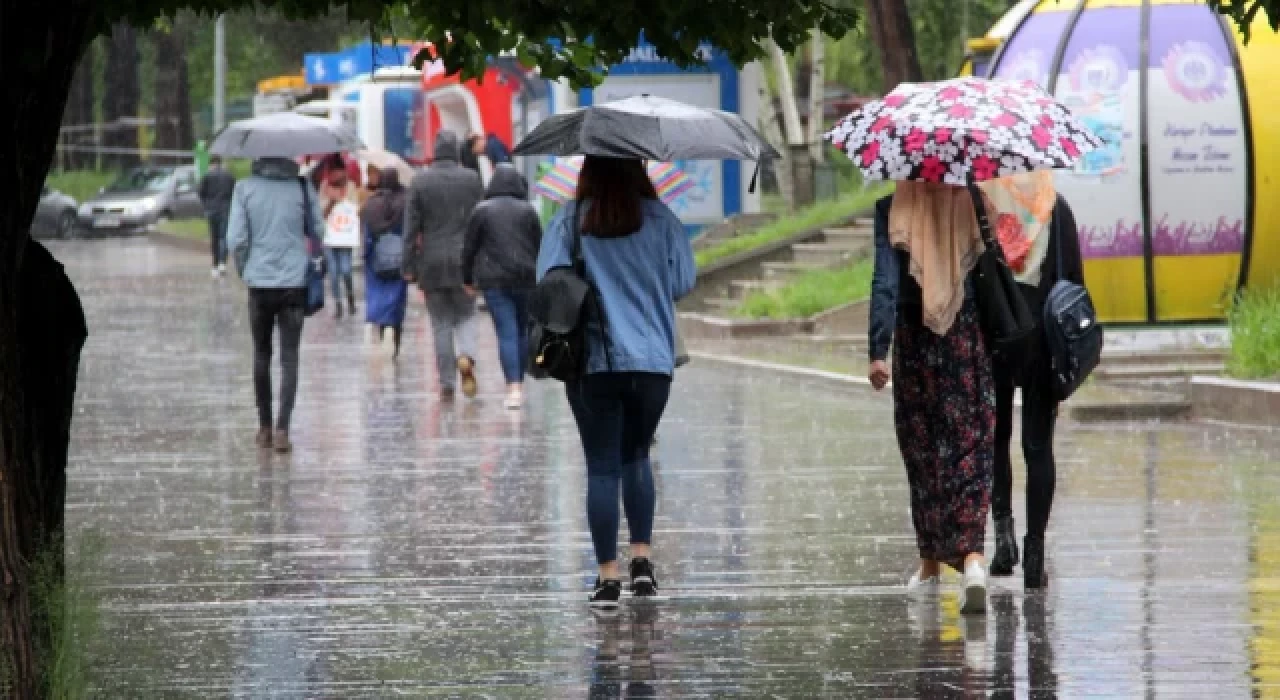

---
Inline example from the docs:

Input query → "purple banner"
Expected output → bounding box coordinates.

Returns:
[991,11,1072,87]
[1152,216,1244,256]
[1147,5,1233,69]
[1056,7,1143,88]
[1079,219,1146,259]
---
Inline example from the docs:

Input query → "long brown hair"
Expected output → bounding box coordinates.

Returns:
[576,156,658,238]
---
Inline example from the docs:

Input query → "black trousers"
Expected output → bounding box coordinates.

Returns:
[208,210,229,267]
[248,288,305,431]
[992,342,1058,539]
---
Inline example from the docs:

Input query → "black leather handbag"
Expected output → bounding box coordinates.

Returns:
[527,208,609,382]
[967,183,1038,360]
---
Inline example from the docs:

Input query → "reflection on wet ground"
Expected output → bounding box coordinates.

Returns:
[57,239,1280,697]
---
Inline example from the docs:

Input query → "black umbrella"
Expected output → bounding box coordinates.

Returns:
[514,95,779,162]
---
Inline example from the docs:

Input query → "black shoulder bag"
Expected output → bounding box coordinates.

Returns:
[1043,207,1103,401]
[968,183,1038,361]
[527,207,610,382]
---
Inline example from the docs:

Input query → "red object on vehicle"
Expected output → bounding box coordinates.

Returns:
[412,42,519,160]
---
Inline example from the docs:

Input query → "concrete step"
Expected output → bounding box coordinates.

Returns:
[1094,362,1226,381]
[729,279,771,300]
[703,296,741,311]
[791,242,871,266]
[761,260,827,281]
[820,226,873,244]
[1099,349,1228,367]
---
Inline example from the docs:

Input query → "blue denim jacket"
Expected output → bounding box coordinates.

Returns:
[536,199,696,376]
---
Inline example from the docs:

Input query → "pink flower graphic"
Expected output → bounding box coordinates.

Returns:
[971,155,999,181]
[933,127,953,144]
[871,115,894,133]
[938,86,964,102]
[860,141,881,167]
[883,94,907,108]
[991,112,1019,128]
[948,104,975,119]
[1059,137,1081,158]
[903,129,928,153]
[920,156,947,182]
[1030,126,1052,150]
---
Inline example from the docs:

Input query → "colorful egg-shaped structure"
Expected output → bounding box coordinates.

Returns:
[966,0,1280,322]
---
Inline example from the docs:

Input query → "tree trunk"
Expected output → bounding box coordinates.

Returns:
[0,5,94,697]
[806,27,826,163]
[104,23,140,169]
[766,40,805,147]
[756,79,795,211]
[864,0,923,94]
[153,28,194,155]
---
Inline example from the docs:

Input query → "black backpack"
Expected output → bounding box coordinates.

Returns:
[527,208,609,382]
[1043,209,1103,401]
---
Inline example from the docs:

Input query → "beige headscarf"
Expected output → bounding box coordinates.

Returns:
[888,182,985,336]
[977,171,1056,286]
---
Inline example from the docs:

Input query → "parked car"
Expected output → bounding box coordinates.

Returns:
[76,165,204,234]
[32,184,79,239]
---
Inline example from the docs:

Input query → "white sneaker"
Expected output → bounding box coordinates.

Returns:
[906,569,941,598]
[960,560,987,614]
[503,389,523,410]
[218,262,227,275]
[211,268,221,279]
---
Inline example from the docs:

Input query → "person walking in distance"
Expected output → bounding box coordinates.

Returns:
[462,164,543,409]
[403,130,486,399]
[226,157,324,453]
[361,167,410,357]
[322,170,359,318]
[199,156,236,278]
[537,157,697,609]
[982,173,1085,590]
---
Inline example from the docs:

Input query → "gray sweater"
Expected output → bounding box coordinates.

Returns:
[403,131,485,290]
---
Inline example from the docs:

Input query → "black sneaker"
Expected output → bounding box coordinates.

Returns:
[629,558,659,598]
[589,579,623,608]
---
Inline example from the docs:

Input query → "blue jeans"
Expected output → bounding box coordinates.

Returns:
[483,288,530,384]
[326,247,354,302]
[566,372,671,565]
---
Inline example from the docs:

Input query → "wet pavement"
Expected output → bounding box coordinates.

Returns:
[56,238,1280,697]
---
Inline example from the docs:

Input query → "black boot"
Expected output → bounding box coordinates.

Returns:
[1023,534,1047,590]
[990,516,1019,576]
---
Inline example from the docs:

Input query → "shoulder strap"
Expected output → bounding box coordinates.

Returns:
[1053,196,1064,282]
[299,178,317,245]
[967,183,1000,256]
[569,201,614,373]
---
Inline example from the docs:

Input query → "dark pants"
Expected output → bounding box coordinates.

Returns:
[566,373,672,565]
[483,288,530,384]
[992,345,1058,540]
[249,288,306,432]
[208,209,229,267]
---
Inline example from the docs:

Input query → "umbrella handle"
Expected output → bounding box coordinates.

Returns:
[748,161,760,194]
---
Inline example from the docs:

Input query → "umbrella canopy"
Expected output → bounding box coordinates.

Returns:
[514,95,778,162]
[532,157,695,205]
[357,149,416,185]
[825,78,1104,185]
[211,111,365,159]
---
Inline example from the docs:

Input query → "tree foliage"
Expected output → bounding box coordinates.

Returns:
[1209,0,1280,40]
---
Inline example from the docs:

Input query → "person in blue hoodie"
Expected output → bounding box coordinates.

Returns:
[536,156,697,609]
[227,157,324,454]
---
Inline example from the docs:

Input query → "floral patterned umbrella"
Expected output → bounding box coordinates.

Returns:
[825,78,1105,186]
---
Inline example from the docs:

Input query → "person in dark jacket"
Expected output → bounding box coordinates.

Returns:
[404,130,486,399]
[868,182,995,616]
[462,163,543,409]
[460,134,483,176]
[361,167,410,358]
[199,156,237,278]
[986,184,1085,590]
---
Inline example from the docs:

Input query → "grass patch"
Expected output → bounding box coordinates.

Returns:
[696,184,890,268]
[1227,286,1280,380]
[735,258,875,320]
[156,218,209,240]
[45,171,115,204]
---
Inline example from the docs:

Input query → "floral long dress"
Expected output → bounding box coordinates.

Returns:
[892,299,996,571]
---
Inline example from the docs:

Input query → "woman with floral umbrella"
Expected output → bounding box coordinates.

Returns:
[828,77,1100,613]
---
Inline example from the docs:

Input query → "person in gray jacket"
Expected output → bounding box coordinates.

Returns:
[227,157,324,453]
[403,130,486,399]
